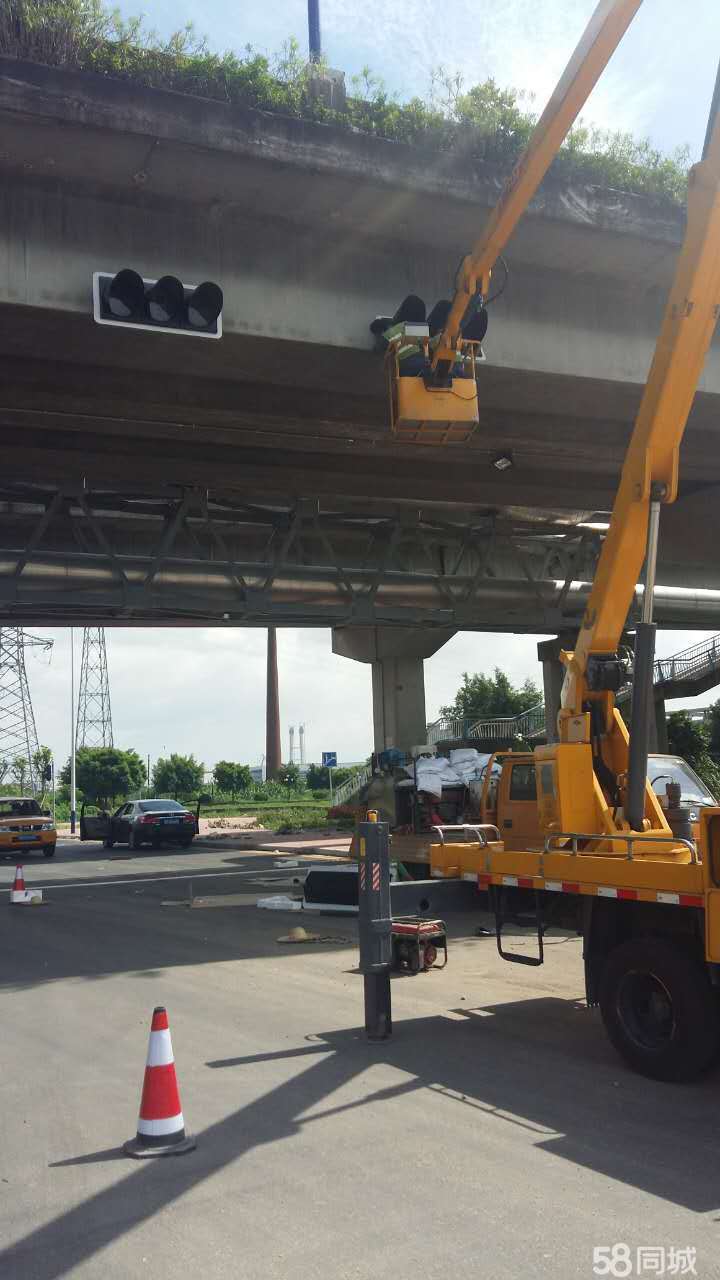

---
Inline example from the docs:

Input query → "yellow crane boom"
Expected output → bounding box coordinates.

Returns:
[429,0,644,378]
[561,110,720,714]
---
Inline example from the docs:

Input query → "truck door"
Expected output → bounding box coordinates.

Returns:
[500,761,542,851]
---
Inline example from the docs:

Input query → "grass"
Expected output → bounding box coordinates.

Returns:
[0,0,692,205]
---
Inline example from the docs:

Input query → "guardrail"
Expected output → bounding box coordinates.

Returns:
[332,764,372,808]
[427,701,546,746]
[653,634,720,688]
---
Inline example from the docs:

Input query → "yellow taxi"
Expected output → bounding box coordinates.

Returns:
[0,796,56,858]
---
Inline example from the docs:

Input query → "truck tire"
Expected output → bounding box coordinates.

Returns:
[599,937,720,1082]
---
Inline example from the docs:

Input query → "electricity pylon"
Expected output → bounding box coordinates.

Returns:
[76,628,114,749]
[0,629,53,794]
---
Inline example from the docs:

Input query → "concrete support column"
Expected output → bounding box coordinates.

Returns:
[370,654,427,754]
[536,633,577,743]
[332,627,455,754]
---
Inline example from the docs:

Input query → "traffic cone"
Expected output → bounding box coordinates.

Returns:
[124,1006,196,1158]
[9,865,42,905]
[10,865,26,903]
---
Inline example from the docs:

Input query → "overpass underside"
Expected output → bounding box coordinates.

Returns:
[1,59,720,630]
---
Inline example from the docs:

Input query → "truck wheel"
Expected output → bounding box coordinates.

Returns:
[43,843,56,858]
[599,937,720,1082]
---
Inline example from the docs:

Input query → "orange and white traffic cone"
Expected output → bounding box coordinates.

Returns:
[9,865,42,905]
[124,1006,196,1158]
[9,865,27,903]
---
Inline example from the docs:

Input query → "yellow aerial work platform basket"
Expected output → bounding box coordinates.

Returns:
[386,333,481,445]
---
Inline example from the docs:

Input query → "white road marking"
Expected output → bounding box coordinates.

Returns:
[28,867,295,892]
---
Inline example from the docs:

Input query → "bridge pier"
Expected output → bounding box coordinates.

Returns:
[332,627,455,754]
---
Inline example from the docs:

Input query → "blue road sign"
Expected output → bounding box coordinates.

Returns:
[322,751,337,768]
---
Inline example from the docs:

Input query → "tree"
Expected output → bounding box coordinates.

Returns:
[213,761,253,796]
[60,747,146,808]
[33,745,53,799]
[276,762,303,789]
[305,762,356,790]
[10,755,29,793]
[152,753,204,799]
[666,712,720,796]
[707,700,720,764]
[441,667,542,723]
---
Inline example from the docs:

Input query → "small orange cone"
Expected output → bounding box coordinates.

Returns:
[9,865,33,905]
[124,1007,196,1158]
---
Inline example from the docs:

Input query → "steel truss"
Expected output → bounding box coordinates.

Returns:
[76,627,113,748]
[0,484,605,631]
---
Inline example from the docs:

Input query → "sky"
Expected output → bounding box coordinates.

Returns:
[27,2,718,775]
[25,626,720,776]
[115,0,720,158]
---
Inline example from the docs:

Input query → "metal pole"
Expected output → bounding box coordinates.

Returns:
[308,0,321,62]
[51,760,56,826]
[357,810,392,1040]
[642,500,661,624]
[70,627,77,835]
[329,764,333,806]
[627,500,661,831]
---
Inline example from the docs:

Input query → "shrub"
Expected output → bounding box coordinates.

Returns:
[0,2,691,204]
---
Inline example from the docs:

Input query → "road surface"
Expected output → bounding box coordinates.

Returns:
[0,838,717,1280]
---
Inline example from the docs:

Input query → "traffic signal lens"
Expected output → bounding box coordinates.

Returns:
[146,275,185,325]
[107,268,145,319]
[187,281,224,330]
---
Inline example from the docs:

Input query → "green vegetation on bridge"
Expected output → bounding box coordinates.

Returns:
[2,0,691,204]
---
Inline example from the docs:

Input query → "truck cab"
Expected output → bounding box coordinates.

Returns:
[480,751,717,849]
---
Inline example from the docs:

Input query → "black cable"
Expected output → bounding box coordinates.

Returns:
[486,254,509,306]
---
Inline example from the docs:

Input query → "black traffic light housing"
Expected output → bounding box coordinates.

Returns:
[93,270,223,338]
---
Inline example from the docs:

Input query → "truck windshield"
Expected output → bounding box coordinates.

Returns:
[649,756,716,807]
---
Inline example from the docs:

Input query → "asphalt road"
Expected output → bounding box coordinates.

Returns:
[1,838,718,1280]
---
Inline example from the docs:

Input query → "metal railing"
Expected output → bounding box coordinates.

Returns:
[543,830,697,864]
[332,764,372,808]
[653,633,720,689]
[427,701,546,746]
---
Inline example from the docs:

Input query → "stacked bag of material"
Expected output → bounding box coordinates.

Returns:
[412,748,498,798]
[449,748,493,785]
[413,755,461,799]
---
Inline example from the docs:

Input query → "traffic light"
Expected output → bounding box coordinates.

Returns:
[93,270,223,338]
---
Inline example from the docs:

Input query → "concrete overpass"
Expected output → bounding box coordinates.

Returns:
[2,56,720,752]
